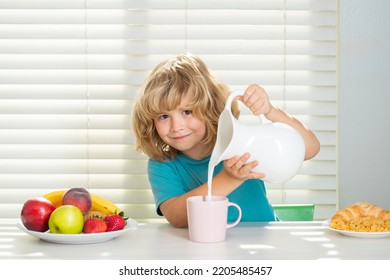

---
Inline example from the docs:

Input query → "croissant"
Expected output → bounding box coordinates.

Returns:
[330,202,390,232]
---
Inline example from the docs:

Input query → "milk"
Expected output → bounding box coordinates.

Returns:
[207,150,221,201]
[207,161,215,201]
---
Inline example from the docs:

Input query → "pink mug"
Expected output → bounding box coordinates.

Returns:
[186,195,242,243]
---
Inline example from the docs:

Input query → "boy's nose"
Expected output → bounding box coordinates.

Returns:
[170,116,184,131]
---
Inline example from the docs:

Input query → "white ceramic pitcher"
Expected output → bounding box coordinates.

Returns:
[209,91,305,183]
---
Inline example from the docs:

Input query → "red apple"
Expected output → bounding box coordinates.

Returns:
[20,197,56,232]
[62,187,92,215]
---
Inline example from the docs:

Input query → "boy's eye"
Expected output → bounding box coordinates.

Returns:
[157,114,168,120]
[183,110,192,115]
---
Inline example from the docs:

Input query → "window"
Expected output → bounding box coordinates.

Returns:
[0,0,337,221]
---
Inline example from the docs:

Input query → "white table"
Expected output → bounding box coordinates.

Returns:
[1,218,389,260]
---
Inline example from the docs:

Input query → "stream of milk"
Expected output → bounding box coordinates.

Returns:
[207,159,218,201]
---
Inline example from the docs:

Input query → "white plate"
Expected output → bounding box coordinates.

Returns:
[17,218,138,244]
[322,219,390,239]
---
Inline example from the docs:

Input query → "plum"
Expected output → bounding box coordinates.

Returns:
[62,187,92,215]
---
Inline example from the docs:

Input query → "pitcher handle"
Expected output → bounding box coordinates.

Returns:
[225,91,243,111]
[226,91,272,124]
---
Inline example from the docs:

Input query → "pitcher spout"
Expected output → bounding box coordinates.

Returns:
[210,109,235,165]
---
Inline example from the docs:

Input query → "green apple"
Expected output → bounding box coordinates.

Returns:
[48,205,84,234]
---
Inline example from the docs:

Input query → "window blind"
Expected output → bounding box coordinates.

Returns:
[0,0,338,221]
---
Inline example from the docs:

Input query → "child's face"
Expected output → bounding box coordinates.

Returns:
[154,94,207,160]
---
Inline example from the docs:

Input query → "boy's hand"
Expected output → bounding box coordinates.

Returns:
[238,84,273,116]
[223,153,265,180]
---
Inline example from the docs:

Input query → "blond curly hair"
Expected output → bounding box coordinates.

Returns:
[131,54,239,162]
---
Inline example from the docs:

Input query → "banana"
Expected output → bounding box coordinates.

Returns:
[43,190,66,208]
[90,193,122,215]
[43,189,122,215]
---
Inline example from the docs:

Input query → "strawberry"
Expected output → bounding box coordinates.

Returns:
[83,217,107,234]
[104,211,128,232]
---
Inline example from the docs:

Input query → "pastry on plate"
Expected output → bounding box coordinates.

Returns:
[330,202,390,232]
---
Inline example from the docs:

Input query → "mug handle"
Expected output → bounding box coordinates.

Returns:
[226,91,272,124]
[226,202,242,228]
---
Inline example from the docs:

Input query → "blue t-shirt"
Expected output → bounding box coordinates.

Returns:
[148,153,277,222]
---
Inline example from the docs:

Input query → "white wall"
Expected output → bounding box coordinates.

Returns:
[339,0,390,210]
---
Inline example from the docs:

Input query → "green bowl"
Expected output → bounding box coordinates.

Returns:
[272,204,315,221]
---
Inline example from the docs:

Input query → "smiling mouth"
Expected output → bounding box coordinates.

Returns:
[173,134,190,140]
